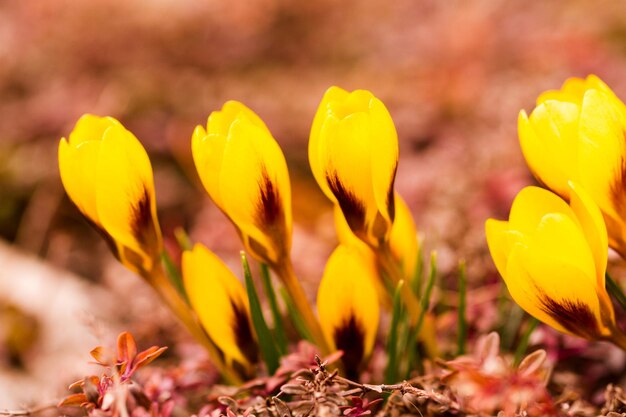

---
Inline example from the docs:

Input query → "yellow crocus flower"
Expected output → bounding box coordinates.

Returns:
[192,101,292,267]
[485,183,620,342]
[182,244,258,368]
[317,245,379,377]
[309,87,398,248]
[519,75,626,256]
[58,114,162,273]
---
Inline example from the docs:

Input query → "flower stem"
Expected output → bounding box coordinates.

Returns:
[143,263,242,384]
[274,259,330,355]
[378,244,438,358]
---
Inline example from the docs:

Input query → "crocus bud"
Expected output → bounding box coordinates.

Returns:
[309,87,399,248]
[182,244,258,368]
[519,75,626,257]
[317,245,379,378]
[192,101,292,267]
[485,183,619,342]
[58,114,162,273]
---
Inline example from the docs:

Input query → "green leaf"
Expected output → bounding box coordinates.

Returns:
[457,260,467,356]
[606,272,626,312]
[405,251,437,377]
[385,280,404,384]
[260,264,288,355]
[241,252,280,374]
[514,317,539,366]
[161,252,189,303]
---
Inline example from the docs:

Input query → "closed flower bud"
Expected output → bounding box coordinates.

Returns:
[192,101,292,267]
[317,245,380,378]
[485,183,619,342]
[309,87,399,248]
[58,114,162,273]
[519,75,626,257]
[182,244,258,368]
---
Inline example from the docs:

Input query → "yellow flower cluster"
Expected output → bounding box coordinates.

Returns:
[486,75,626,348]
[58,87,433,379]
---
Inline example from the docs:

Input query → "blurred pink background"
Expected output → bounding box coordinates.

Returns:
[2,0,626,409]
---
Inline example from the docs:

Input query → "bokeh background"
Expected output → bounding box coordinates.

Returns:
[3,0,626,408]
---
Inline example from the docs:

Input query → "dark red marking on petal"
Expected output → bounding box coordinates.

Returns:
[326,171,366,234]
[231,301,258,364]
[610,157,626,220]
[333,314,366,379]
[539,295,600,339]
[131,188,154,246]
[386,163,397,222]
[256,166,284,227]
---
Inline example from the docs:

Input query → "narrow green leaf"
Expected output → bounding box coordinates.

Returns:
[280,287,313,343]
[260,264,288,355]
[384,280,404,384]
[514,317,539,366]
[174,227,194,251]
[457,260,467,356]
[405,251,437,377]
[161,252,189,303]
[241,252,280,374]
[606,272,626,312]
[501,303,524,351]
[411,240,425,298]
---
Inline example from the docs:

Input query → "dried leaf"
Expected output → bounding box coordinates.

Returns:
[58,393,89,407]
[273,397,292,417]
[90,346,114,365]
[280,384,308,395]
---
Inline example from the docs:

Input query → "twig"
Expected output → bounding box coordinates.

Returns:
[0,404,57,416]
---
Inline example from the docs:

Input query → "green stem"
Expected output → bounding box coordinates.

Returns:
[378,244,438,358]
[384,280,404,384]
[274,259,330,355]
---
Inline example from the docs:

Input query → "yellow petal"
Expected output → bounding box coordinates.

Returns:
[309,87,350,201]
[310,88,398,246]
[389,194,419,279]
[334,205,390,307]
[504,244,579,336]
[96,124,162,270]
[485,219,518,279]
[192,126,227,209]
[578,89,626,222]
[537,77,588,105]
[219,114,292,265]
[567,181,608,285]
[321,112,383,242]
[67,114,119,146]
[317,245,379,373]
[520,101,581,198]
[182,244,256,367]
[510,214,610,339]
[368,97,399,222]
[58,138,101,224]
[508,186,576,236]
[207,100,270,137]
